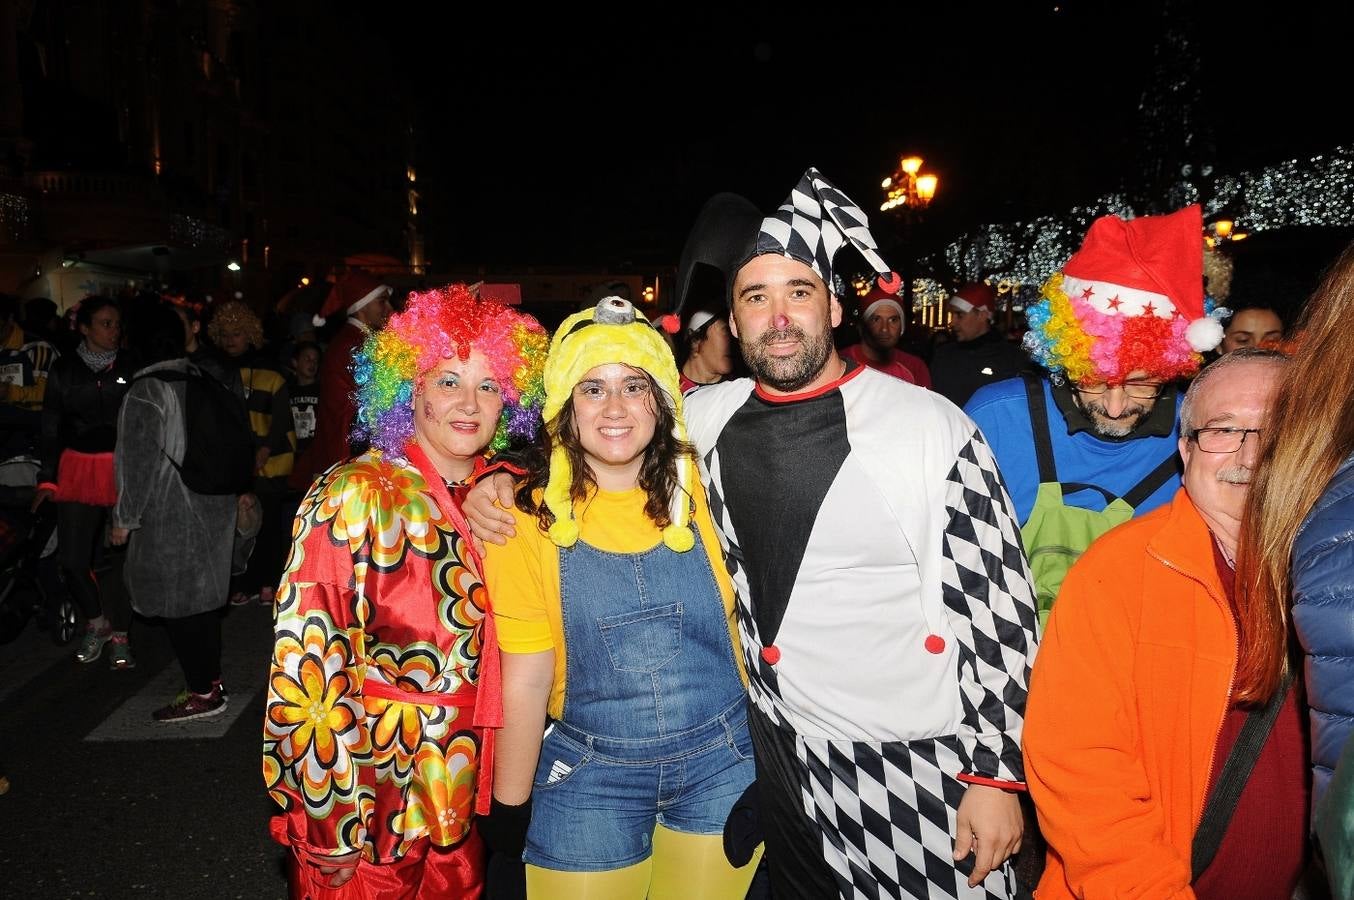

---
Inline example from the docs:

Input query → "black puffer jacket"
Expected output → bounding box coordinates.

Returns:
[38,350,139,484]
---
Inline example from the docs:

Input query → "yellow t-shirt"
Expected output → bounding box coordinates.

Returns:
[483,484,744,719]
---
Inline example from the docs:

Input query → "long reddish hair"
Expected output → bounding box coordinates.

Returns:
[1234,241,1354,704]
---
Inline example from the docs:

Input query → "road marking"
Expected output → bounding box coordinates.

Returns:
[84,608,272,742]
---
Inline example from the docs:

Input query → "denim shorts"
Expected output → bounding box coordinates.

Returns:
[523,699,756,872]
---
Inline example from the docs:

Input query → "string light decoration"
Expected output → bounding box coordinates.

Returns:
[932,145,1354,298]
[0,193,31,242]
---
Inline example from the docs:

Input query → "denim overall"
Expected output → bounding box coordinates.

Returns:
[523,530,755,871]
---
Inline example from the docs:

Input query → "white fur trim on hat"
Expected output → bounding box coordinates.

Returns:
[1060,275,1175,318]
[347,284,391,316]
[687,310,716,334]
[863,297,904,320]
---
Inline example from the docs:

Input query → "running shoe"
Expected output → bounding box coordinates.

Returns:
[152,685,228,723]
[108,632,136,670]
[75,624,113,664]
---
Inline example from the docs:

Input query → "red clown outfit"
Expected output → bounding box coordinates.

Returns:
[262,285,548,898]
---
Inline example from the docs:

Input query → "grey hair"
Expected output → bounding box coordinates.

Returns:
[1179,348,1289,435]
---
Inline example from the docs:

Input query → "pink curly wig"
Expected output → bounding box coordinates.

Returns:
[352,284,549,455]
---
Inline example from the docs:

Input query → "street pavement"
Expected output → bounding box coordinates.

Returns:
[0,600,288,899]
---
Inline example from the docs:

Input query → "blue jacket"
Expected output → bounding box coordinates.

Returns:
[1293,451,1354,810]
[964,376,1180,525]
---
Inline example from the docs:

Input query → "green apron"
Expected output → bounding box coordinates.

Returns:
[1017,374,1177,628]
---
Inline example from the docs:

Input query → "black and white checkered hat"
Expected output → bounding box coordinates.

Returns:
[754,167,897,292]
[674,168,900,317]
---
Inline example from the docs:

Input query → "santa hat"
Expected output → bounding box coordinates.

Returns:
[1023,205,1223,383]
[949,282,997,315]
[860,285,905,325]
[312,270,392,327]
[541,297,696,553]
[673,170,902,316]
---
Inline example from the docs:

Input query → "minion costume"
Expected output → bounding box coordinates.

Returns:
[484,298,760,898]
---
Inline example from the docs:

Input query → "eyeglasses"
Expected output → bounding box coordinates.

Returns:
[1073,380,1166,401]
[1187,427,1263,454]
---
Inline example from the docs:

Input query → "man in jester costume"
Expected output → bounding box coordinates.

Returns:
[665,169,1042,899]
[262,284,549,898]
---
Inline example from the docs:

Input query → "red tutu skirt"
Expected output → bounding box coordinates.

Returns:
[54,450,117,507]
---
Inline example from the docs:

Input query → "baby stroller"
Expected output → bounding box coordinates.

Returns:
[0,455,76,646]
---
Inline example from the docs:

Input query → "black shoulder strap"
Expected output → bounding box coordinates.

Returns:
[1122,454,1179,509]
[1191,668,1295,881]
[1022,372,1057,485]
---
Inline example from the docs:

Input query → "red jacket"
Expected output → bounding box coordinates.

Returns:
[1024,489,1234,899]
[290,321,366,490]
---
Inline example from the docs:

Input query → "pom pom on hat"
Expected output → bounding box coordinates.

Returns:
[1186,314,1225,352]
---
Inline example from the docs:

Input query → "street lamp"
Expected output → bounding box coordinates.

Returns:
[880,155,939,213]
[1204,216,1248,248]
[880,154,940,311]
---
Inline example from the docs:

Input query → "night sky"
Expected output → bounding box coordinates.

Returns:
[376,3,1353,271]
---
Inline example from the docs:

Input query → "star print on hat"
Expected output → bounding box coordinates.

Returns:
[754,167,898,293]
[1023,204,1224,383]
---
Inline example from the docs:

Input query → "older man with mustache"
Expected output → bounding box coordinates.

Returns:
[1022,347,1308,899]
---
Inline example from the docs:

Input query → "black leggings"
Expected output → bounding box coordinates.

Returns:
[163,609,223,695]
[56,501,131,630]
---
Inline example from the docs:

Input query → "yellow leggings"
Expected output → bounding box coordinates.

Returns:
[525,824,763,900]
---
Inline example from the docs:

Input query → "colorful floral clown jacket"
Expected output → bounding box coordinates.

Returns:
[262,448,494,864]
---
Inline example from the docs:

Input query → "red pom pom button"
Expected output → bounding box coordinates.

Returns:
[924,634,946,654]
[760,645,781,665]
[877,271,903,294]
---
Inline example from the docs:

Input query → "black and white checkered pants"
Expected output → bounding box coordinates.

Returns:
[748,703,1018,900]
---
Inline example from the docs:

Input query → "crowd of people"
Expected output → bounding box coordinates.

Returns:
[1,162,1350,900]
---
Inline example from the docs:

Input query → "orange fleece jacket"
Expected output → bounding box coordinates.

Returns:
[1023,489,1234,899]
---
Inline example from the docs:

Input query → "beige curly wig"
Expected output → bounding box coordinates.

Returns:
[206,300,264,350]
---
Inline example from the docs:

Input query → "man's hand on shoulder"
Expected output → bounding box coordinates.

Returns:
[464,471,517,547]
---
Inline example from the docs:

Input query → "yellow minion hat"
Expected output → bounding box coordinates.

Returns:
[543,296,696,552]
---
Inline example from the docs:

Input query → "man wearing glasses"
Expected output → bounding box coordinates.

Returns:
[964,205,1226,626]
[1023,347,1307,898]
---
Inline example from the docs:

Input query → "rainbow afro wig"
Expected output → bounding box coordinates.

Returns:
[352,283,549,456]
[1021,205,1225,384]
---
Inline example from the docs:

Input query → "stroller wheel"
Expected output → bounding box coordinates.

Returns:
[52,593,77,646]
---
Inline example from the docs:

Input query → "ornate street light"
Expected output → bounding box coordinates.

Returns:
[1205,216,1248,248]
[880,154,940,312]
[881,155,939,213]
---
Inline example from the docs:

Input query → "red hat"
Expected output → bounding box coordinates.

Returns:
[860,285,905,322]
[1060,204,1219,350]
[949,282,997,314]
[313,270,392,327]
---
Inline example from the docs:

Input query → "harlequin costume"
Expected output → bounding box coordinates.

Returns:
[262,285,548,899]
[676,170,1042,899]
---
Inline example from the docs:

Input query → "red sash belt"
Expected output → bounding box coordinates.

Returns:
[361,679,478,708]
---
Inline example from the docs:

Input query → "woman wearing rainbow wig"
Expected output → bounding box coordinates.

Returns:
[262,284,548,898]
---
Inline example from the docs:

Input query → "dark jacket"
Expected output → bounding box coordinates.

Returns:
[38,350,139,484]
[930,328,1030,409]
[1293,451,1354,812]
